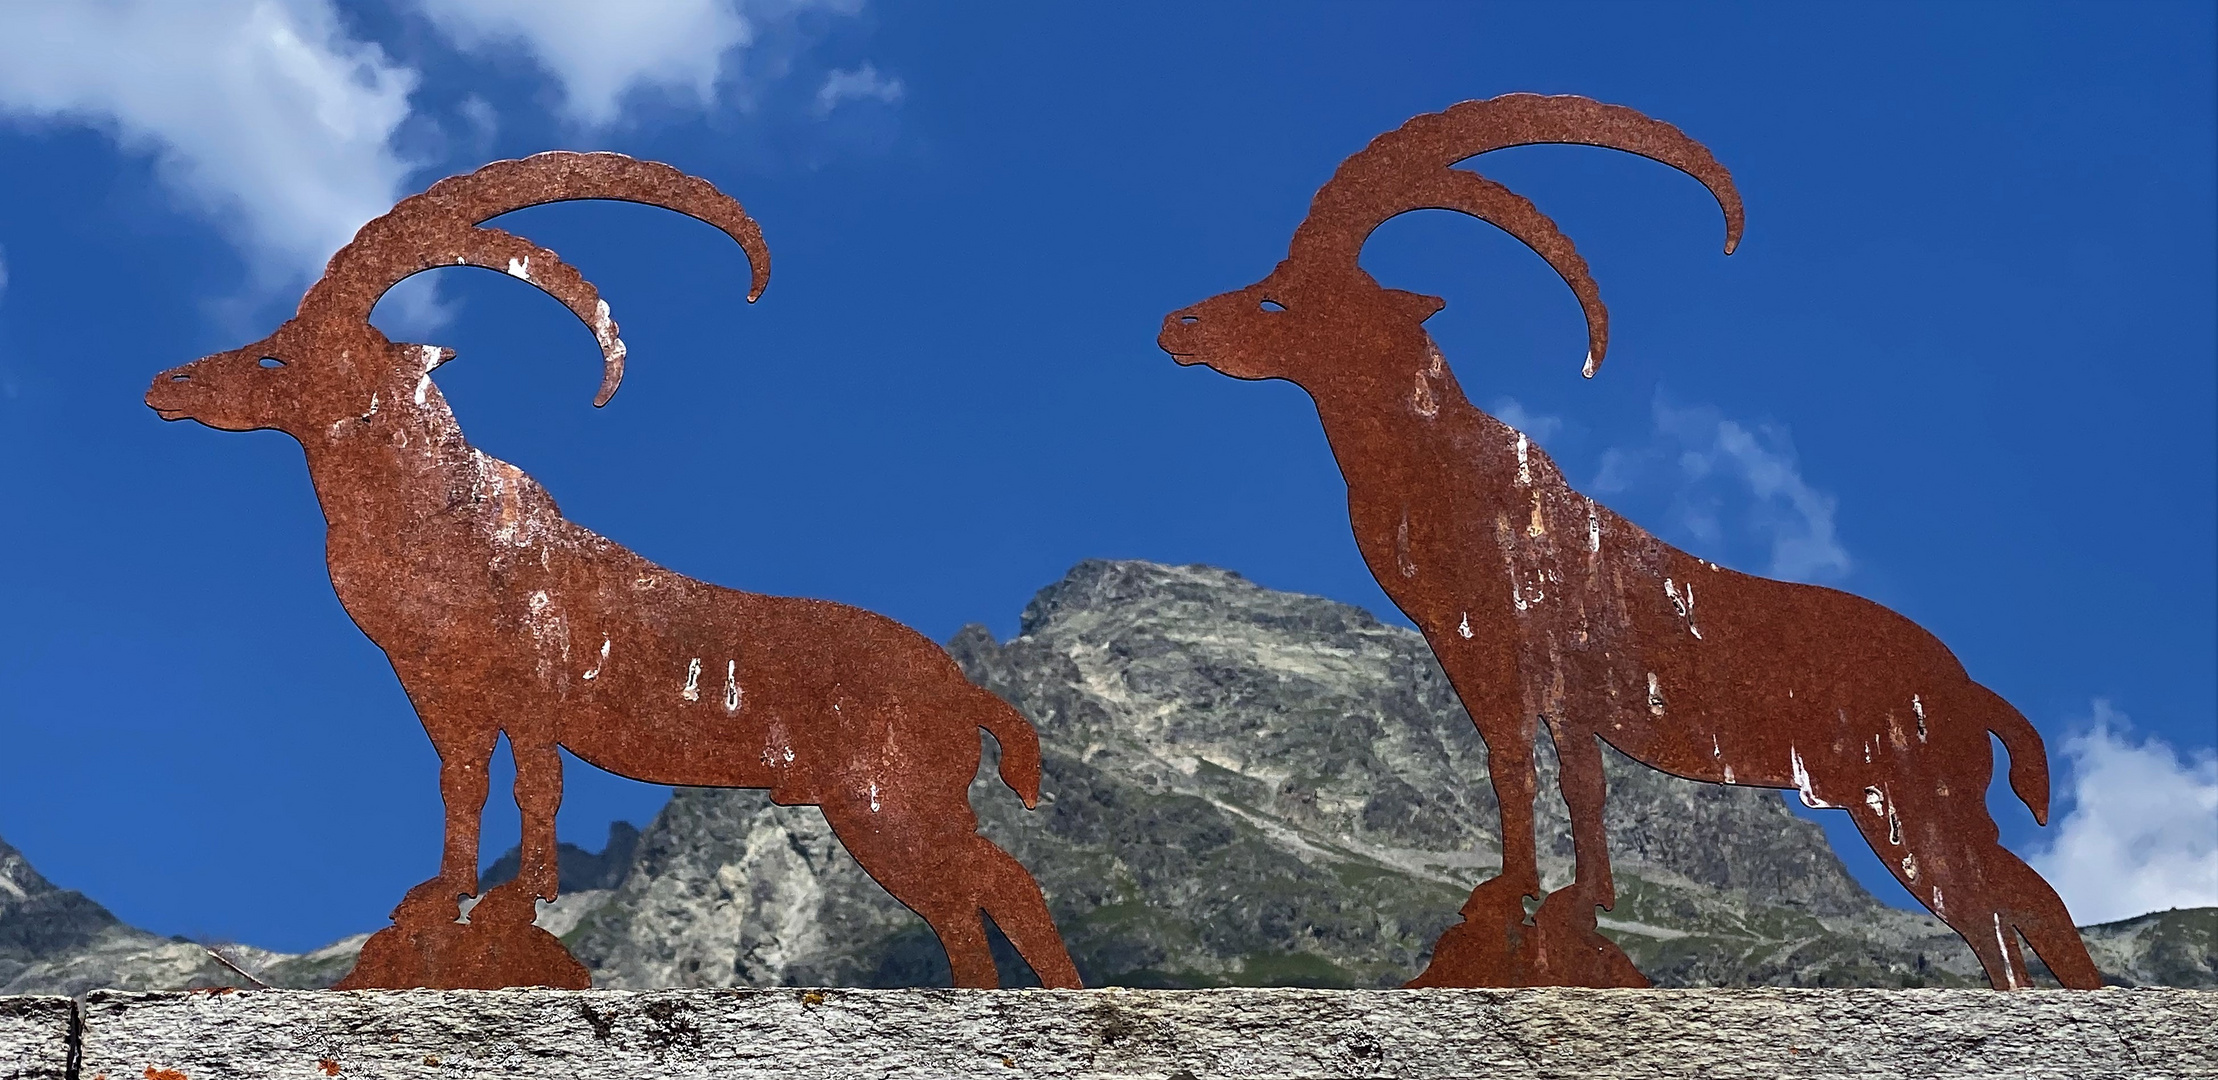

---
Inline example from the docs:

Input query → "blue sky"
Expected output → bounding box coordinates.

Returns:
[0,2,2211,952]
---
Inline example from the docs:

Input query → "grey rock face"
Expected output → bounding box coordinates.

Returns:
[485,821,640,894]
[2082,909,2217,989]
[0,836,251,996]
[0,837,122,982]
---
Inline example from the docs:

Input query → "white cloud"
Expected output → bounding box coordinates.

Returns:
[2029,701,2218,926]
[1490,397,1563,446]
[0,1,418,292]
[419,0,875,128]
[813,63,902,116]
[1594,397,1851,583]
[0,1,882,321]
[455,94,498,149]
[419,0,743,127]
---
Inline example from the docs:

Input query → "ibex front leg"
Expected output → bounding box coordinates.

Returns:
[468,726,564,928]
[1466,710,1544,920]
[1530,720,1647,987]
[396,706,499,919]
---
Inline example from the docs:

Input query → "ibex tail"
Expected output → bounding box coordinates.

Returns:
[1975,685,2053,826]
[976,692,1045,809]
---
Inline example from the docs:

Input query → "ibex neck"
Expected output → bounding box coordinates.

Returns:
[1305,335,1530,508]
[298,382,480,537]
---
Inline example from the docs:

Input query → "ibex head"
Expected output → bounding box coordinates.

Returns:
[148,152,770,438]
[1160,94,1742,390]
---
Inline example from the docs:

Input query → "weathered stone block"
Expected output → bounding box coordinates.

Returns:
[67,987,2218,1079]
[0,996,71,1080]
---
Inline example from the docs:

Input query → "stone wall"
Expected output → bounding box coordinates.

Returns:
[2,988,2211,1079]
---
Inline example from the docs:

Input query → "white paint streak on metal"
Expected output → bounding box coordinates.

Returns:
[724,660,741,712]
[1864,786,1886,817]
[583,637,609,680]
[1711,735,1721,760]
[1587,501,1601,553]
[1904,854,1920,882]
[506,256,530,281]
[1791,746,1835,808]
[592,299,628,366]
[1722,765,1735,783]
[1457,612,1473,639]
[415,374,431,406]
[682,658,701,702]
[1647,673,1665,717]
[1931,884,1943,916]
[869,782,880,813]
[1411,371,1439,419]
[1995,915,2020,989]
[1666,578,1701,638]
[1913,694,1929,743]
[1515,433,1531,485]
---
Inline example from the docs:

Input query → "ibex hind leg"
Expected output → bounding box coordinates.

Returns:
[1847,794,2040,989]
[819,795,999,988]
[967,836,1083,988]
[1984,844,2104,988]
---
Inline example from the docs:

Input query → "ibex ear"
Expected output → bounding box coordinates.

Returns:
[1388,289,1447,322]
[399,344,458,372]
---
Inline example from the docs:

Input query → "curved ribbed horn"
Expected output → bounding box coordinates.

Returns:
[303,151,771,405]
[1289,94,1742,377]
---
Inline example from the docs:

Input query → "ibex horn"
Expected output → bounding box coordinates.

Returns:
[304,151,771,406]
[1291,93,1741,377]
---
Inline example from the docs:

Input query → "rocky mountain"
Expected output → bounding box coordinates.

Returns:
[2,560,2211,992]
[558,560,2213,990]
[0,835,257,995]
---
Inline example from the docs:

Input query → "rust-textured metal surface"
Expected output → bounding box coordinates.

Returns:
[147,152,1082,991]
[1159,94,2102,991]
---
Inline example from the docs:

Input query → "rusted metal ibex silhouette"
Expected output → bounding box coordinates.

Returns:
[1160,94,2101,990]
[147,152,1082,990]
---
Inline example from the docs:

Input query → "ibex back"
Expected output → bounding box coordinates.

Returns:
[148,152,1081,990]
[1160,95,2100,990]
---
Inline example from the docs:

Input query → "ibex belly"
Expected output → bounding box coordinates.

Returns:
[543,616,840,796]
[1545,562,1960,807]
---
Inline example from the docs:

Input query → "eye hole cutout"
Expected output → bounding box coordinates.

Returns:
[258,357,287,369]
[1259,299,1287,312]
[169,373,190,383]
[1178,316,1200,325]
